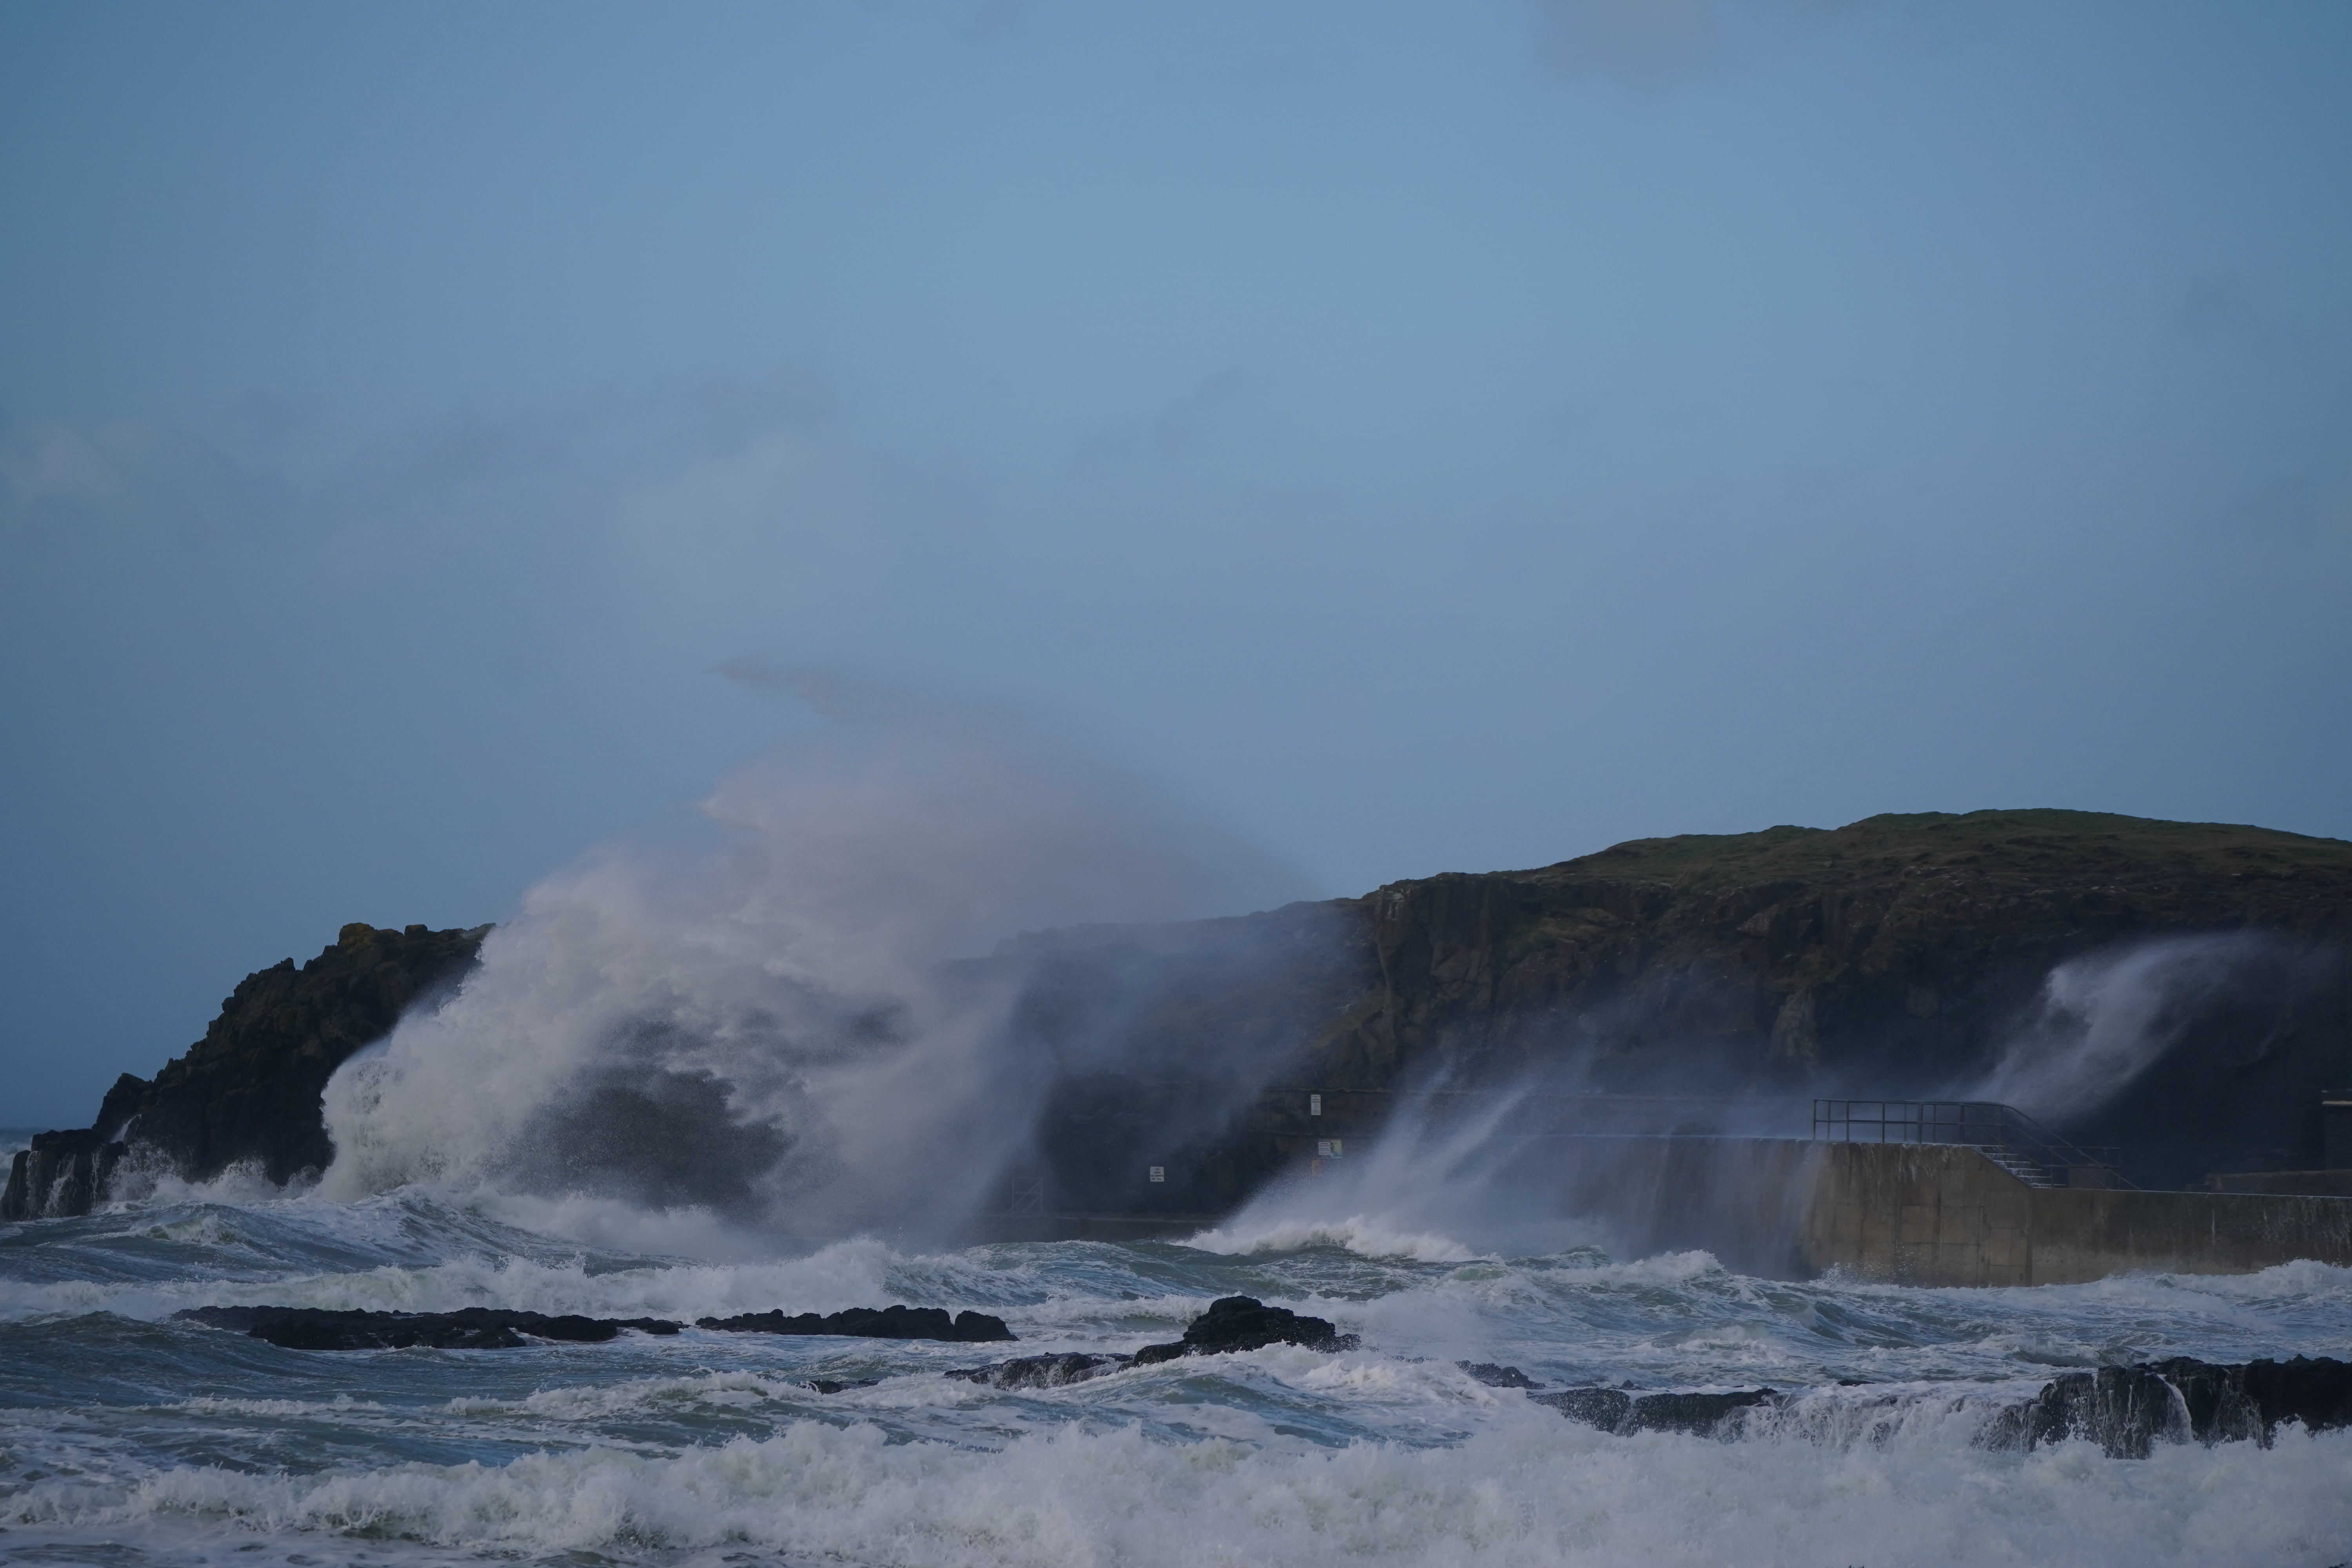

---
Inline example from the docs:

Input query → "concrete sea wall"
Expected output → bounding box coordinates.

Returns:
[1800,1140,2352,1286]
[959,1137,2352,1286]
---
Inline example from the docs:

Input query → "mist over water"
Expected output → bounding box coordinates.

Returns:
[319,712,1292,1246]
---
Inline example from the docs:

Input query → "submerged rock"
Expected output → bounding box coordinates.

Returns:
[697,1305,1016,1343]
[1131,1295,1359,1364]
[946,1298,1354,1387]
[1459,1361,1546,1389]
[803,1377,882,1395]
[175,1305,682,1351]
[946,1352,1133,1389]
[1534,1385,1784,1436]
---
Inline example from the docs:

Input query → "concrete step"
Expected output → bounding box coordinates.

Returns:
[1981,1145,2056,1187]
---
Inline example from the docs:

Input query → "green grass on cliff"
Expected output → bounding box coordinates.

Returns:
[1528,809,2352,893]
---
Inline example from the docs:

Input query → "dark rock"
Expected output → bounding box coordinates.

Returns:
[946,1352,1132,1389]
[803,1377,882,1394]
[1986,1356,2352,1457]
[5,922,488,1220]
[1131,1295,1359,1364]
[1535,1385,1783,1436]
[1622,1388,1785,1435]
[175,1305,683,1351]
[1459,1361,1545,1389]
[696,1305,1016,1343]
[1534,1388,1632,1428]
[2,1129,127,1223]
[1525,1356,2352,1456]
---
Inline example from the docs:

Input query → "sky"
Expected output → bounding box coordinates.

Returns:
[2,0,2348,1126]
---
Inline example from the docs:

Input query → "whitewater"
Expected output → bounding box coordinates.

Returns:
[5,1163,2352,1568]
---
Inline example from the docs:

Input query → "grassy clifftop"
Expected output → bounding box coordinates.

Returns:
[1531,809,2352,899]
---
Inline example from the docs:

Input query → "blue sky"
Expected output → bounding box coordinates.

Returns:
[4,0,2348,1124]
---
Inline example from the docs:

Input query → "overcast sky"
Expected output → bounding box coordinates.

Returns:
[4,0,2348,1125]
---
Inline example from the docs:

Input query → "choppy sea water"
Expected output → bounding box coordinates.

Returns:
[4,1168,2352,1568]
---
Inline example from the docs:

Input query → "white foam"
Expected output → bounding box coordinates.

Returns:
[10,1412,2352,1567]
[1185,1214,1481,1263]
[0,1236,934,1326]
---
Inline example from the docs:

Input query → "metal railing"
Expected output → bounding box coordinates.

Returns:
[1811,1099,2136,1190]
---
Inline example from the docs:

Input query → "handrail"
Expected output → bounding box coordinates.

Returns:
[1810,1099,2138,1190]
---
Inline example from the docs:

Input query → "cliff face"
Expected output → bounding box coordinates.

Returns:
[1017,810,2352,1199]
[1296,810,2352,1184]
[3,922,485,1220]
[1314,810,2347,1073]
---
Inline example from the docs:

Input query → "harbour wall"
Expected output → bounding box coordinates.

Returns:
[1797,1140,2352,1285]
[967,1135,2352,1286]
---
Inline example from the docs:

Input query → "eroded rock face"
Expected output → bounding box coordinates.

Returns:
[0,1128,127,1223]
[1131,1294,1358,1364]
[5,922,487,1220]
[1985,1356,2352,1456]
[697,1305,1016,1343]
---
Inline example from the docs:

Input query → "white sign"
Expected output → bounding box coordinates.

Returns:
[1316,1139,1343,1158]
[1148,1165,1165,1183]
[1309,1094,1322,1116]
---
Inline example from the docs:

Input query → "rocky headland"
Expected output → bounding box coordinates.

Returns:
[5,922,485,1220]
[9,809,2350,1221]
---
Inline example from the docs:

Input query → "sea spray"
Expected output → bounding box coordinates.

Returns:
[317,715,1293,1240]
[1971,932,2288,1119]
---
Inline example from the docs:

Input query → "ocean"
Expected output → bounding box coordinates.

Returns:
[4,1145,2351,1568]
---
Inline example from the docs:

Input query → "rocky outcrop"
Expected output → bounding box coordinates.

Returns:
[1131,1294,1358,1363]
[698,1305,1016,1342]
[943,1295,1356,1387]
[176,1305,683,1350]
[1985,1356,2352,1456]
[1,1127,128,1224]
[4,922,486,1220]
[1527,1356,2352,1456]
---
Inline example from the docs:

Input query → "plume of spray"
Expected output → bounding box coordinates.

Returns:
[1965,933,2285,1122]
[1189,1069,1820,1272]
[1189,1083,1561,1263]
[318,697,1286,1249]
